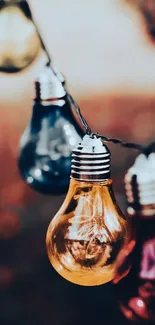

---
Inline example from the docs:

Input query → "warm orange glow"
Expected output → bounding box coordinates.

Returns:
[46,178,127,286]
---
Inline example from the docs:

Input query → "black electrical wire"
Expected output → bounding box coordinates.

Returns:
[28,0,155,155]
[26,0,51,66]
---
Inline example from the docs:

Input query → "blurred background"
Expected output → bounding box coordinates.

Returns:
[1,0,155,324]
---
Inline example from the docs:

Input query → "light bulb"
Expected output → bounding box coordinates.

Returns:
[113,153,155,323]
[46,135,128,286]
[0,0,41,73]
[18,65,83,194]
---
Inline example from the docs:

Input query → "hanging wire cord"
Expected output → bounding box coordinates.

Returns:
[25,2,51,66]
[28,0,155,155]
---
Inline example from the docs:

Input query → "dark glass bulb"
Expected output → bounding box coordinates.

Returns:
[18,66,83,194]
[113,153,155,324]
[0,0,41,73]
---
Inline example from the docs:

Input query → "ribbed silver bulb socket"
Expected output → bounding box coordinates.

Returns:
[71,134,111,182]
[34,65,66,103]
[125,153,155,217]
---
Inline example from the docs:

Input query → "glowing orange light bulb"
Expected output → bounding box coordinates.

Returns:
[46,135,128,286]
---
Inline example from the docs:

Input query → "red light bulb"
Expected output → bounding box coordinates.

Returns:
[113,153,155,323]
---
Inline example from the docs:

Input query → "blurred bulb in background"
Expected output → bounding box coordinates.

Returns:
[46,135,127,286]
[0,0,41,73]
[18,65,84,195]
[113,153,155,323]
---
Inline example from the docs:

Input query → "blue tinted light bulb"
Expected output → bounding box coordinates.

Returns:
[18,65,84,194]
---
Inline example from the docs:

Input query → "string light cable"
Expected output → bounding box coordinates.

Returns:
[28,0,155,156]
